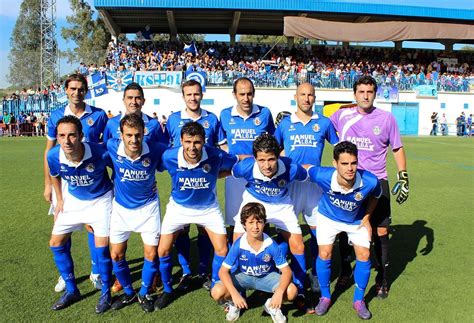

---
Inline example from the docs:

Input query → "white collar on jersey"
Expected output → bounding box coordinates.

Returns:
[252,159,286,181]
[230,104,260,120]
[59,142,92,167]
[177,146,209,169]
[290,112,319,125]
[239,233,273,255]
[117,140,150,161]
[180,108,208,121]
[330,169,363,194]
[64,104,92,118]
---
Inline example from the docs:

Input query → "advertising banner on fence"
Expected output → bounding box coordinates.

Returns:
[414,85,438,98]
[134,71,182,89]
[376,84,399,103]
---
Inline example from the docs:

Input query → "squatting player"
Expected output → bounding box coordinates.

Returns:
[219,77,275,235]
[44,73,108,292]
[330,76,408,298]
[47,115,113,313]
[308,141,381,320]
[155,122,237,310]
[166,80,226,290]
[211,202,297,322]
[231,134,308,309]
[107,114,167,313]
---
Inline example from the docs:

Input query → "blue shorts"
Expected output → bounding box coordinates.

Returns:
[230,271,281,293]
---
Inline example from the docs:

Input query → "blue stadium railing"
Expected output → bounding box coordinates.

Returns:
[1,93,67,118]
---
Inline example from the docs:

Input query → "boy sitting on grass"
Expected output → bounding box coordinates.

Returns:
[211,202,297,322]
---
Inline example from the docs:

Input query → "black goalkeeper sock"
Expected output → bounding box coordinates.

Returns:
[338,232,353,276]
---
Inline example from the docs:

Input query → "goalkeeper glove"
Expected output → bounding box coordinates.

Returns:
[391,170,409,204]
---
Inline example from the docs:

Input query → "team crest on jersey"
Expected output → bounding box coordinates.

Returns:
[278,179,287,187]
[254,117,261,126]
[202,120,210,129]
[312,124,320,132]
[262,254,271,262]
[289,124,296,131]
[60,165,67,172]
[202,163,211,173]
[116,156,123,163]
[239,254,248,261]
[142,158,151,167]
[372,126,381,135]
[179,120,184,127]
[354,192,363,201]
[85,163,95,173]
[328,189,335,195]
[144,127,149,135]
[87,118,94,126]
[229,118,236,125]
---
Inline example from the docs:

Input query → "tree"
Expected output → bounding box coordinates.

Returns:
[460,45,473,51]
[238,35,315,45]
[61,0,110,65]
[152,33,205,42]
[7,0,42,88]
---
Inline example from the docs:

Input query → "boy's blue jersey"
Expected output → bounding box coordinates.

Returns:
[47,142,113,200]
[222,233,288,277]
[107,138,167,209]
[47,104,108,143]
[163,146,237,207]
[274,113,338,166]
[308,167,382,224]
[232,156,308,203]
[166,109,225,147]
[102,113,169,144]
[219,104,275,155]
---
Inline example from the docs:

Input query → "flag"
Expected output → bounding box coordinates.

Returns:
[208,47,216,56]
[107,71,134,91]
[85,72,108,99]
[185,71,207,92]
[184,41,198,56]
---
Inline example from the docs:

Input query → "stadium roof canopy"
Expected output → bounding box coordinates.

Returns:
[94,0,474,43]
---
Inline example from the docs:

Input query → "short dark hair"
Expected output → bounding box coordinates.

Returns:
[233,77,255,94]
[123,82,144,99]
[120,113,144,133]
[333,141,358,161]
[240,202,267,226]
[181,121,205,140]
[353,75,377,93]
[64,73,88,91]
[181,79,202,95]
[56,115,83,135]
[252,133,280,157]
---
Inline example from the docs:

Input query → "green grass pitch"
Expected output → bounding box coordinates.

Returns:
[0,136,473,322]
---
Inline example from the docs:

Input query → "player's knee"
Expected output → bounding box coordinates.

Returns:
[319,249,332,260]
[377,227,388,236]
[286,283,298,301]
[356,249,370,262]
[144,248,157,261]
[289,237,305,255]
[49,235,68,247]
[210,283,225,301]
[110,250,125,261]
[158,246,171,258]
[213,243,228,257]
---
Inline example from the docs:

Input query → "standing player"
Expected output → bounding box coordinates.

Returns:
[211,202,297,322]
[47,115,113,313]
[274,83,338,294]
[219,77,275,235]
[102,82,169,144]
[330,76,408,298]
[107,114,167,312]
[308,141,381,319]
[231,134,308,309]
[155,122,238,310]
[166,80,226,290]
[43,73,108,292]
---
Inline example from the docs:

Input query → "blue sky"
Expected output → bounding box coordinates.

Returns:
[0,0,470,89]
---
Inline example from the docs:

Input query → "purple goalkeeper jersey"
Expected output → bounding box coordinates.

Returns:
[330,106,403,179]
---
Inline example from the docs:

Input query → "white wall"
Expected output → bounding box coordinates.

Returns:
[92,87,473,136]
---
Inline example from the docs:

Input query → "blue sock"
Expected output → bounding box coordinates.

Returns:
[112,258,134,295]
[316,257,332,298]
[140,258,158,296]
[276,234,289,257]
[96,246,112,295]
[354,259,371,302]
[310,229,318,276]
[50,245,78,293]
[175,233,192,276]
[198,233,213,276]
[159,255,173,293]
[87,232,99,275]
[211,254,225,288]
[290,253,307,293]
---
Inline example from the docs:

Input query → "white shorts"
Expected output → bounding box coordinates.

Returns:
[52,190,112,237]
[161,198,226,235]
[289,180,322,227]
[233,191,302,234]
[110,199,161,246]
[315,212,371,249]
[225,176,247,226]
[48,181,68,216]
